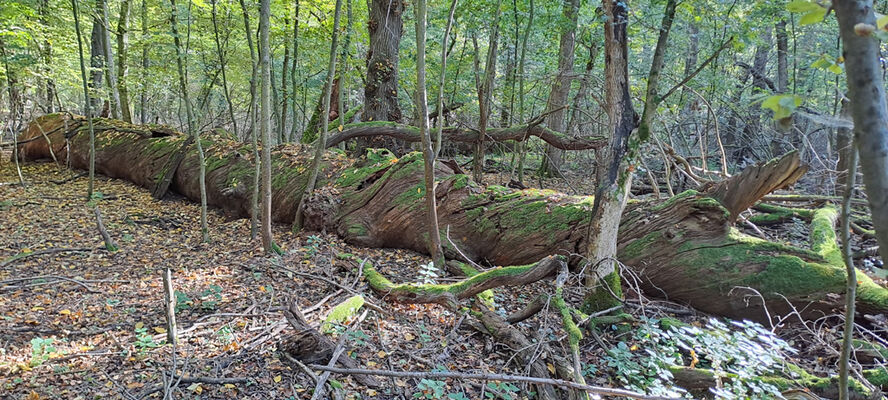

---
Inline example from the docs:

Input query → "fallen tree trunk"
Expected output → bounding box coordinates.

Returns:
[16,114,888,321]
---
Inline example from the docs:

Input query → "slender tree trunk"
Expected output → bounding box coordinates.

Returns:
[259,0,278,252]
[289,0,300,141]
[833,0,888,276]
[99,0,121,119]
[359,0,404,153]
[212,0,238,137]
[280,15,291,143]
[117,0,133,122]
[434,0,458,157]
[839,147,858,400]
[413,0,444,269]
[293,0,343,230]
[836,97,852,188]
[539,0,579,177]
[140,0,148,124]
[472,0,503,184]
[582,0,637,312]
[337,0,353,133]
[38,0,56,113]
[773,18,793,153]
[238,0,260,239]
[636,0,676,142]
[515,0,533,184]
[169,0,209,242]
[89,18,104,116]
[680,22,698,116]
[71,0,97,198]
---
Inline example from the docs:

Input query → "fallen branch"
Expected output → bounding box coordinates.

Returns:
[324,121,606,150]
[307,365,677,400]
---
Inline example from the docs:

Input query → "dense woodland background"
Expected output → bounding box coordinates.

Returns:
[3,0,888,399]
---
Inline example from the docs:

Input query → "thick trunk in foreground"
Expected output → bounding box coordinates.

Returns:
[17,114,888,322]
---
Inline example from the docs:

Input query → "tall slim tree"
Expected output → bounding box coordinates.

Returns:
[538,0,579,177]
[89,17,104,115]
[833,2,888,348]
[211,0,238,136]
[583,0,637,312]
[169,0,209,242]
[237,0,260,238]
[279,13,290,143]
[294,0,343,231]
[139,0,148,123]
[472,0,503,184]
[414,0,444,269]
[289,0,300,140]
[99,0,121,118]
[117,0,133,122]
[38,0,56,113]
[434,0,458,157]
[71,0,97,198]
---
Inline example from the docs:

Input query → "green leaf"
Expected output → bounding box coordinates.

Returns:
[761,95,804,120]
[799,8,827,26]
[877,13,888,30]
[827,63,843,74]
[786,0,822,13]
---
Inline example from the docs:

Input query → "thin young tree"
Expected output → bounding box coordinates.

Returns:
[139,0,148,123]
[169,0,210,242]
[211,0,238,137]
[434,0,458,157]
[472,0,503,184]
[71,0,97,198]
[414,0,444,269]
[238,0,260,239]
[289,0,300,140]
[514,0,533,184]
[833,2,888,398]
[258,0,277,252]
[293,0,343,231]
[279,13,290,143]
[98,0,121,118]
[117,0,132,122]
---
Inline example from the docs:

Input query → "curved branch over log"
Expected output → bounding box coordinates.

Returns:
[16,114,888,322]
[323,121,607,150]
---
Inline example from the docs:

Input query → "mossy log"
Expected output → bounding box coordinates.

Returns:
[16,114,888,322]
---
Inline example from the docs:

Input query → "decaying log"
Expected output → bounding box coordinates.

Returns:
[16,114,888,322]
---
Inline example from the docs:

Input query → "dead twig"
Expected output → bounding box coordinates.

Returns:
[0,247,94,268]
[307,365,677,400]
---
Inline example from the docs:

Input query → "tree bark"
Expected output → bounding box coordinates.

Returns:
[472,1,503,184]
[538,0,579,177]
[89,16,105,116]
[259,0,276,252]
[212,0,238,137]
[139,0,148,123]
[238,0,260,239]
[169,0,209,242]
[70,0,97,198]
[359,0,404,153]
[117,0,133,123]
[99,0,121,119]
[19,115,888,324]
[833,0,888,264]
[413,0,445,269]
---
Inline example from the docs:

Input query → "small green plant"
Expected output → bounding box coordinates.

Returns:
[174,290,192,312]
[304,235,324,257]
[347,330,370,347]
[134,327,159,353]
[418,262,439,284]
[414,379,447,399]
[200,284,223,310]
[484,382,520,399]
[29,337,58,366]
[216,326,234,344]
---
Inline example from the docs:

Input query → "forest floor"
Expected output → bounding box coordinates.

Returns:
[0,157,883,399]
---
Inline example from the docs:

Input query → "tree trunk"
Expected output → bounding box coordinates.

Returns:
[833,0,888,268]
[280,15,291,144]
[293,0,343,231]
[169,0,209,242]
[89,17,105,116]
[139,0,148,124]
[18,115,888,323]
[359,0,404,153]
[38,0,56,113]
[99,0,121,119]
[413,0,445,269]
[118,0,133,123]
[515,0,533,184]
[582,0,637,312]
[259,0,276,252]
[290,0,300,141]
[212,0,238,137]
[238,0,261,239]
[472,0,503,184]
[69,0,97,198]
[636,0,676,143]
[538,0,579,178]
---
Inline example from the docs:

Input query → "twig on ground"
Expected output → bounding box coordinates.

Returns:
[307,365,677,400]
[0,248,94,268]
[310,309,370,400]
